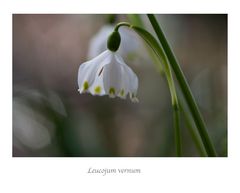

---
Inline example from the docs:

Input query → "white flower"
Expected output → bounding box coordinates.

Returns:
[78,50,139,102]
[88,25,139,59]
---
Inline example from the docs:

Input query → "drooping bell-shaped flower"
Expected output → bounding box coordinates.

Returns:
[87,25,139,59]
[78,30,139,102]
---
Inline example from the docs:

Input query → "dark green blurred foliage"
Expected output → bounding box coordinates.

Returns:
[13,14,227,157]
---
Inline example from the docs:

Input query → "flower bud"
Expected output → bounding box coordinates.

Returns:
[107,31,121,52]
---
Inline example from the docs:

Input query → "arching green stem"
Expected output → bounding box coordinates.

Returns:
[115,23,182,156]
[114,22,132,31]
[133,26,182,156]
[126,16,182,156]
[128,14,211,156]
[127,15,165,74]
[147,14,217,156]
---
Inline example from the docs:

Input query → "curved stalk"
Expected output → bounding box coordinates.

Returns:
[114,22,131,31]
[147,14,217,156]
[174,106,182,156]
[127,15,165,74]
[130,25,182,156]
[128,14,209,156]
[114,21,182,156]
[180,103,207,156]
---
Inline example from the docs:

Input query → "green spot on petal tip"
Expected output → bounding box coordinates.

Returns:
[94,86,101,94]
[120,89,125,96]
[83,81,89,91]
[109,87,116,97]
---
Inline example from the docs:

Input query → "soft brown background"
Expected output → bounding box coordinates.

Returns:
[13,14,227,156]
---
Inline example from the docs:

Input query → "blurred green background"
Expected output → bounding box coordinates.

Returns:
[13,14,227,157]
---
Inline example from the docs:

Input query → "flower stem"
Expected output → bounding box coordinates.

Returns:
[173,105,182,156]
[114,22,131,31]
[147,14,217,156]
[127,15,164,74]
[127,15,183,156]
[179,103,207,156]
[131,25,182,157]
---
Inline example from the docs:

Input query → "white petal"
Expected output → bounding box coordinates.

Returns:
[78,50,111,93]
[115,53,138,95]
[102,53,123,98]
[117,62,131,99]
[128,68,138,94]
[88,67,106,96]
[128,71,139,102]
